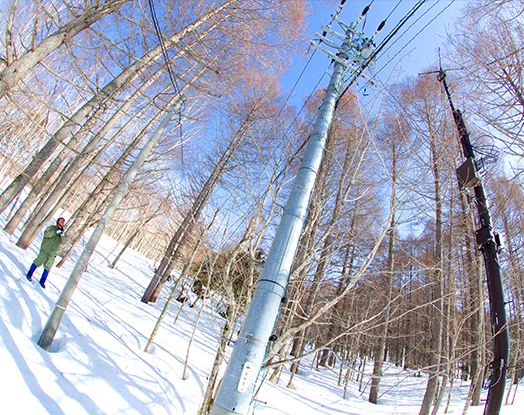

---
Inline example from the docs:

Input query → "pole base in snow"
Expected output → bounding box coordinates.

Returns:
[38,304,66,351]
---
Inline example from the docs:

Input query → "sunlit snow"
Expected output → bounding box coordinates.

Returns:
[1,212,522,414]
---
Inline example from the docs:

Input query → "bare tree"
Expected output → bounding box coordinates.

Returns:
[0,0,132,97]
[447,0,524,162]
[0,0,237,214]
[369,111,414,404]
[141,87,282,303]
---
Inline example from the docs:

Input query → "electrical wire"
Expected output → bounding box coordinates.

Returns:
[340,0,461,144]
[281,0,455,169]
[279,0,348,123]
[372,0,458,81]
[385,0,403,21]
[355,0,458,104]
[370,0,402,41]
[339,0,431,100]
[276,50,318,124]
[148,0,181,99]
[284,66,330,138]
[268,1,380,184]
[322,0,348,36]
[147,0,185,169]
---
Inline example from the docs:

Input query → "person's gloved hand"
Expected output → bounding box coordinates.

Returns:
[56,229,64,236]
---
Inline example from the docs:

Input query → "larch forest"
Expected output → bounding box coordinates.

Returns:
[0,1,523,415]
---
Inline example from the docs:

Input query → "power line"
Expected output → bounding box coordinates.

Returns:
[345,0,460,122]
[279,0,353,128]
[275,47,320,128]
[275,1,375,171]
[148,0,181,100]
[372,0,458,79]
[283,66,330,138]
[147,0,185,168]
[322,0,349,36]
[339,0,431,100]
[370,0,403,41]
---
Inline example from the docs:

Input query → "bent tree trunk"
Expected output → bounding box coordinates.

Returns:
[0,0,132,98]
[110,200,166,269]
[145,210,218,352]
[144,235,203,352]
[142,103,260,303]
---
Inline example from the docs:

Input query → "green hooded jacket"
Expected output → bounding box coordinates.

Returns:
[39,225,67,256]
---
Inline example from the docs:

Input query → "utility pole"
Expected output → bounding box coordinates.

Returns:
[438,70,509,415]
[38,95,185,351]
[209,13,374,415]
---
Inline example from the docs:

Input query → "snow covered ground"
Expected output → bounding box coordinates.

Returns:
[1,214,522,415]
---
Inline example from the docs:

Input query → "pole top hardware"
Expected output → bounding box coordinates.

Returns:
[310,17,375,86]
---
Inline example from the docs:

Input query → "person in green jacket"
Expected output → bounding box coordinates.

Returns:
[26,217,67,289]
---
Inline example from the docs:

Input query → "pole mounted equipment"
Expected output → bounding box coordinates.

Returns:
[311,13,376,86]
[208,15,375,415]
[437,70,509,415]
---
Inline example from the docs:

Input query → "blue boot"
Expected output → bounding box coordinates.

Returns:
[26,263,37,282]
[40,269,49,289]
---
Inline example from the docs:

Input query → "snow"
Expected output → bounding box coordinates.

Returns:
[1,214,522,415]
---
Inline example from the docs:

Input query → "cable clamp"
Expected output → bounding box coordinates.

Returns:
[489,358,505,370]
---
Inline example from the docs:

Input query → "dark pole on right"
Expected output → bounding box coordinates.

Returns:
[438,70,509,415]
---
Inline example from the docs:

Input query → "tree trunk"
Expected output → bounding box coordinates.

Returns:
[4,102,107,236]
[0,0,132,97]
[370,141,398,404]
[287,129,337,375]
[442,194,457,415]
[369,218,396,404]
[54,80,196,268]
[419,139,444,415]
[0,0,235,214]
[142,101,259,303]
[144,235,203,353]
[286,130,370,378]
[198,307,237,415]
[109,229,140,269]
[182,297,207,380]
[14,58,171,247]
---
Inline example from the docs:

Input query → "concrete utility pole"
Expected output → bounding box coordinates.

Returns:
[209,16,373,415]
[38,95,185,351]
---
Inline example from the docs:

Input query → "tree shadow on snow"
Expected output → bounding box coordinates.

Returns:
[56,314,186,414]
[0,316,104,415]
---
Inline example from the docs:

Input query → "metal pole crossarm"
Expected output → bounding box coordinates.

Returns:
[313,33,366,66]
[314,32,341,50]
[209,20,360,415]
[333,14,365,38]
[320,24,347,44]
[309,42,375,85]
